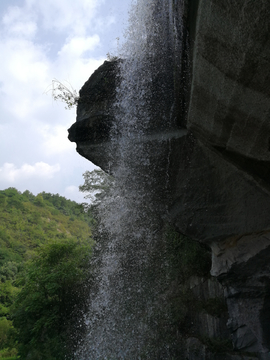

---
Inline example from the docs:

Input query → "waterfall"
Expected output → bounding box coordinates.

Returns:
[75,0,186,358]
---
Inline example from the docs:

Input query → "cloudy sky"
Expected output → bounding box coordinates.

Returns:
[0,0,132,203]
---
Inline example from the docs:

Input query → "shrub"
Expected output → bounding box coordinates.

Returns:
[47,79,79,109]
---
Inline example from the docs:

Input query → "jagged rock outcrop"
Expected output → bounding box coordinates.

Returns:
[68,60,120,171]
[68,0,270,358]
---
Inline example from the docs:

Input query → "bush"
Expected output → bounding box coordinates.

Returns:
[48,79,78,109]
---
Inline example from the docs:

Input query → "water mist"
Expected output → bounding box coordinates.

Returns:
[76,0,186,358]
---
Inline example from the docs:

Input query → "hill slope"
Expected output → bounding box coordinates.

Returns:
[0,188,94,359]
[0,188,93,266]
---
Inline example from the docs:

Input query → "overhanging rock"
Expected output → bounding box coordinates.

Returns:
[68,0,270,357]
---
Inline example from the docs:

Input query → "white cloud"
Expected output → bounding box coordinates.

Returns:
[93,15,116,33]
[39,124,75,156]
[0,38,50,120]
[0,34,104,124]
[65,185,78,194]
[59,35,100,58]
[0,0,131,200]
[54,35,105,89]
[64,185,86,203]
[2,5,37,39]
[25,0,103,35]
[54,55,105,91]
[0,0,105,125]
[0,162,60,182]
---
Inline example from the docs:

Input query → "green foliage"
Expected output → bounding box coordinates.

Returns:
[79,169,114,207]
[0,188,93,266]
[12,238,93,360]
[0,282,19,317]
[0,318,17,351]
[0,350,18,359]
[47,79,79,109]
[0,263,18,283]
[0,187,94,358]
[33,194,44,207]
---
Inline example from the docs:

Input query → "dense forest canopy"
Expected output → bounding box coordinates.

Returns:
[0,187,93,266]
[0,187,95,360]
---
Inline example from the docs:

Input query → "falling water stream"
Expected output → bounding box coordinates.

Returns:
[76,0,186,358]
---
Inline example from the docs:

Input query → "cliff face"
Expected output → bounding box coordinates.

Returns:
[68,0,270,358]
[176,1,270,356]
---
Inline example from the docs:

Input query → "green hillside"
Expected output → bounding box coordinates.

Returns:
[0,187,93,265]
[0,188,94,359]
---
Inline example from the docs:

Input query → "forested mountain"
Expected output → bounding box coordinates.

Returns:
[0,188,94,360]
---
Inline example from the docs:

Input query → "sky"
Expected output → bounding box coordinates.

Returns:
[0,0,132,203]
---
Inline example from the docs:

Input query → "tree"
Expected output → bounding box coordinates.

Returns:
[12,238,93,360]
[79,169,114,208]
[0,317,17,356]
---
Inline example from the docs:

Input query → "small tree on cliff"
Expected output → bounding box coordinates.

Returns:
[79,169,114,209]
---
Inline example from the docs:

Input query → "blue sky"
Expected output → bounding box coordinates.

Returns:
[0,0,132,203]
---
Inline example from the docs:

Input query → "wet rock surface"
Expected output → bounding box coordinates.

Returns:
[183,0,270,357]
[68,0,270,358]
